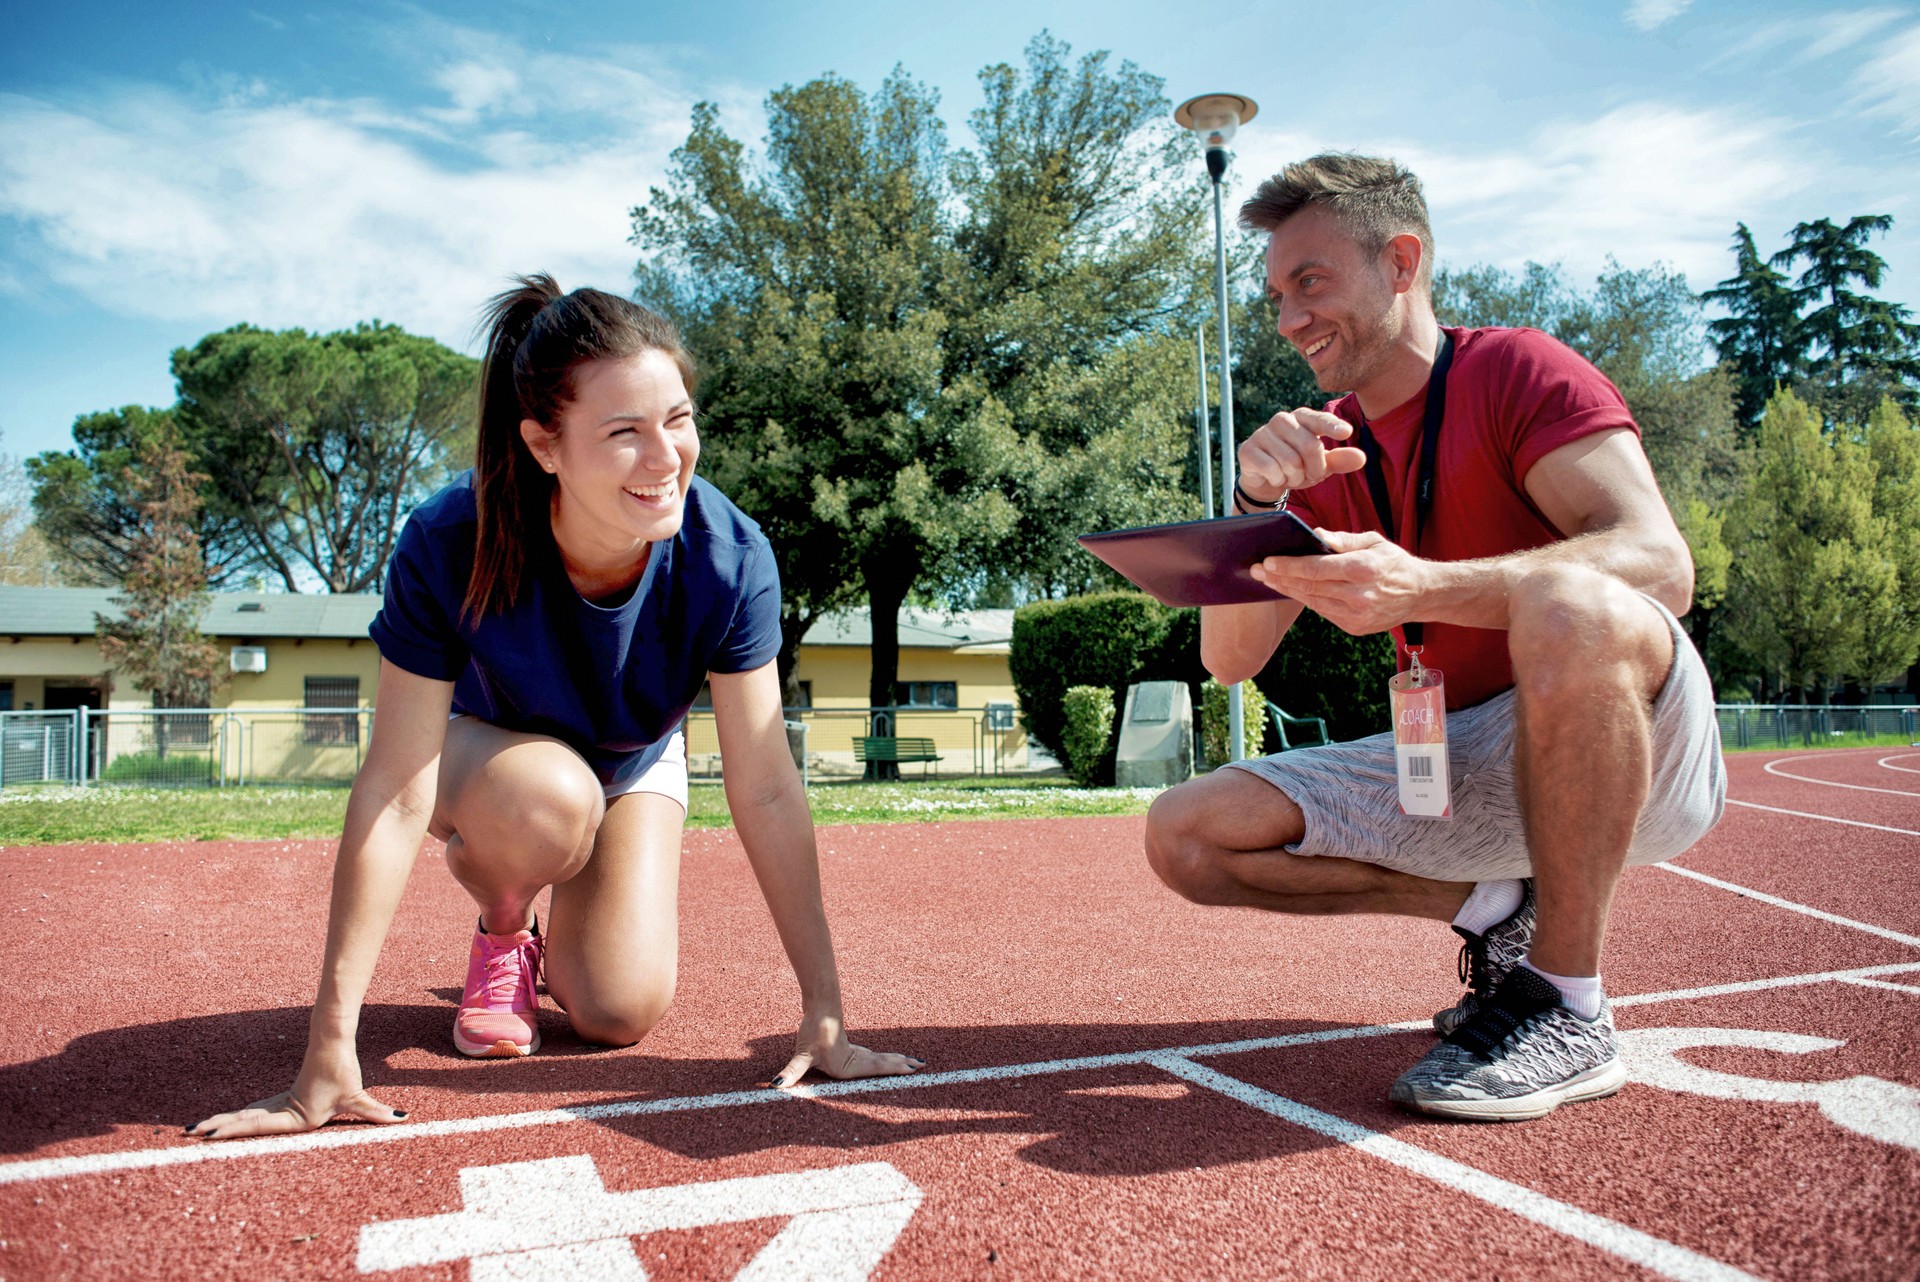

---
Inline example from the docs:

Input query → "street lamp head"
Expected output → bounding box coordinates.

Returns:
[1174,93,1258,181]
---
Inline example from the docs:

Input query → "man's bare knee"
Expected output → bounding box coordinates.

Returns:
[1145,774,1303,906]
[1509,565,1669,705]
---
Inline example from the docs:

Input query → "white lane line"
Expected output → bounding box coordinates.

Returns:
[1837,975,1920,996]
[5,961,1918,1189]
[1762,755,1920,798]
[1656,862,1920,949]
[1879,754,1920,775]
[1724,798,1920,836]
[1609,960,1920,1007]
[1151,1055,1759,1282]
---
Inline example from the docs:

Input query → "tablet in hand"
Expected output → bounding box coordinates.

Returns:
[1076,509,1330,607]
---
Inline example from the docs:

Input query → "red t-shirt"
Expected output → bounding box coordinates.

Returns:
[1282,326,1638,710]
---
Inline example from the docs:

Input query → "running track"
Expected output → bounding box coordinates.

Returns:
[1,747,1916,1280]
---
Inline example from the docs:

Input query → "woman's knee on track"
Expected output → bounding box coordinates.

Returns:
[563,972,677,1047]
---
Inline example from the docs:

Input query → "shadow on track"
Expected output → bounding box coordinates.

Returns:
[0,1004,1440,1174]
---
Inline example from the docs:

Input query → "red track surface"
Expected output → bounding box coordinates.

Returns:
[2,747,1917,1280]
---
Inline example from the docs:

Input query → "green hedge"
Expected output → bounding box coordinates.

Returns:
[1060,686,1117,787]
[1011,589,1398,777]
[1200,678,1269,768]
[1010,592,1203,782]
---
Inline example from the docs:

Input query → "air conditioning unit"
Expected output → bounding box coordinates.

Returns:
[230,646,268,674]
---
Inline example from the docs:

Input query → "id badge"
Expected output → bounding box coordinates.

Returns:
[1389,661,1451,819]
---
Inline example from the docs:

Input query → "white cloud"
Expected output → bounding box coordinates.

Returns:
[1625,0,1691,32]
[1857,21,1920,137]
[0,29,759,353]
[1714,6,1907,65]
[1224,102,1812,290]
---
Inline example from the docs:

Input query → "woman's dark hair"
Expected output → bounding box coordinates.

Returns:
[464,275,697,621]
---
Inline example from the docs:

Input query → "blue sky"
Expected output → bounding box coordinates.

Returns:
[3,0,1917,462]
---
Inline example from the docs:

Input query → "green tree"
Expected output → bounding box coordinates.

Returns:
[1700,223,1807,431]
[171,322,478,592]
[1773,217,1920,377]
[1718,390,1894,700]
[1858,398,1920,692]
[94,434,224,757]
[636,35,1205,704]
[0,441,62,586]
[28,406,255,587]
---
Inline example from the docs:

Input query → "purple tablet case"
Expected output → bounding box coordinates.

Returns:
[1075,509,1329,607]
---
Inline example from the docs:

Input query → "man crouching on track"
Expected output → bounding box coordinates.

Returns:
[1143,153,1726,1121]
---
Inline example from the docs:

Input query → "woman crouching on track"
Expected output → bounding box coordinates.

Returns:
[191,277,921,1139]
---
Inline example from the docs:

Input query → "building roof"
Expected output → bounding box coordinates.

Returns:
[0,588,1014,651]
[0,587,381,639]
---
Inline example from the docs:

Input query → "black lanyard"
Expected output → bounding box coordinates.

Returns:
[1352,332,1454,650]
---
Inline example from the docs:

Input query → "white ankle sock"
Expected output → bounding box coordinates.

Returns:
[1522,961,1605,1019]
[1451,878,1524,936]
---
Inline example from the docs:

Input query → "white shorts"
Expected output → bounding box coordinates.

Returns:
[447,715,689,811]
[1224,594,1726,882]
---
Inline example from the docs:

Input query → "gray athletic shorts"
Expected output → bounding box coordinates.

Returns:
[1225,595,1726,882]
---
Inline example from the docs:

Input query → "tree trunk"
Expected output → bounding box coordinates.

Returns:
[863,558,914,782]
[777,611,814,710]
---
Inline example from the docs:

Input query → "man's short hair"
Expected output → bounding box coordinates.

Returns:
[1240,153,1434,289]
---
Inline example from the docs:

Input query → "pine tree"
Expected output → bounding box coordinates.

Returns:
[1771,216,1920,418]
[95,435,224,759]
[1700,223,1807,431]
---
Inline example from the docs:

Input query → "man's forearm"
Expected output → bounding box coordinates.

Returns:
[1418,527,1693,631]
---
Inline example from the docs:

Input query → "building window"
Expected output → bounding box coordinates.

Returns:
[0,683,12,712]
[897,681,957,709]
[304,676,361,745]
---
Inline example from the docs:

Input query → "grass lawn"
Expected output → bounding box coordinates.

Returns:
[5,729,1910,845]
[0,775,1161,846]
[1722,731,1920,753]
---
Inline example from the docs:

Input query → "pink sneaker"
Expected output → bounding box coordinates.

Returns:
[453,922,542,1057]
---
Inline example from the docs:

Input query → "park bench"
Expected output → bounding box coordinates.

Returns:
[854,736,944,777]
[1267,701,1330,752]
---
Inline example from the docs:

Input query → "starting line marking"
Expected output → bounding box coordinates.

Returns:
[1763,755,1920,799]
[1723,797,1920,837]
[1656,861,1920,949]
[356,1156,921,1281]
[5,959,1919,1190]
[1151,1054,1761,1282]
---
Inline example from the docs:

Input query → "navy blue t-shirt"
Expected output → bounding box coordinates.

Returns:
[370,472,782,788]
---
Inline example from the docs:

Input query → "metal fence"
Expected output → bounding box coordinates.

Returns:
[0,704,1028,788]
[1716,703,1919,749]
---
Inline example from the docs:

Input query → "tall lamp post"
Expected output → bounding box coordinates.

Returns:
[1175,91,1258,761]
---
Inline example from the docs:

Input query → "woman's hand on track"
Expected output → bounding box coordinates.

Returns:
[771,1009,925,1089]
[187,1047,407,1140]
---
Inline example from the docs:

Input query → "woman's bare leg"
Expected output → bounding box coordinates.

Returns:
[545,791,684,1046]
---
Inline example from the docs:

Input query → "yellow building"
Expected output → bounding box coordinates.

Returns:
[0,588,1028,782]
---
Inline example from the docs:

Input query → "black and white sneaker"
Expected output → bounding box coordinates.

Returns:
[1433,879,1536,1036]
[1390,965,1626,1121]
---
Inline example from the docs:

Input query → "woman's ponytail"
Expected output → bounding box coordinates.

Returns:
[464,275,562,623]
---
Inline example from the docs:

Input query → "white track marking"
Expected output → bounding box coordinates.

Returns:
[1879,754,1920,775]
[356,1156,920,1280]
[5,961,1918,1189]
[1618,1028,1920,1153]
[1838,975,1920,996]
[1656,862,1920,948]
[1150,1055,1760,1282]
[1762,755,1920,798]
[1723,798,1920,837]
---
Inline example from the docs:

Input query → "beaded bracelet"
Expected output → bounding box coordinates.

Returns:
[1232,482,1288,514]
